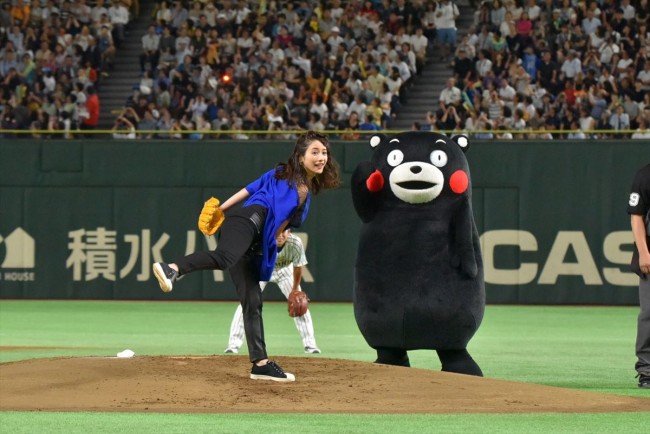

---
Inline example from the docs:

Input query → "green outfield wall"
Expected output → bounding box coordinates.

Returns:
[0,138,647,304]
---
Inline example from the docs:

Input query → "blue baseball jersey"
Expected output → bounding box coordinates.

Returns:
[244,168,311,281]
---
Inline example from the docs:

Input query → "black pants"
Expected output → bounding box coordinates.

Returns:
[174,205,269,363]
[637,276,650,375]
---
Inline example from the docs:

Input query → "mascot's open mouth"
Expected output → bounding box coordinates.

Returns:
[397,181,436,190]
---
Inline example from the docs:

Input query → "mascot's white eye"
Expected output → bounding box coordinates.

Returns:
[430,150,448,167]
[387,150,404,167]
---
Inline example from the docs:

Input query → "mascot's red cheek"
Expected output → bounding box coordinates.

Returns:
[366,170,385,192]
[450,170,468,194]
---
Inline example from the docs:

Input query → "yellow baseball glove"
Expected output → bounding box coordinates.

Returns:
[198,197,225,236]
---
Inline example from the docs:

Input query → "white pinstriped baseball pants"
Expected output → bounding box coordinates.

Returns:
[227,266,318,351]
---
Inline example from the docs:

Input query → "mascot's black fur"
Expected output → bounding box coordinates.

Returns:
[351,131,485,376]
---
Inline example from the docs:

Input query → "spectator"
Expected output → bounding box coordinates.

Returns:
[411,27,429,75]
[304,111,323,131]
[623,92,641,120]
[511,107,527,132]
[391,51,411,87]
[599,36,620,65]
[433,0,460,61]
[578,105,596,134]
[0,1,12,29]
[609,103,631,134]
[610,7,628,34]
[582,9,602,35]
[93,11,112,33]
[514,11,534,56]
[150,106,170,137]
[91,0,108,25]
[491,0,507,28]
[524,0,541,22]
[347,94,367,120]
[10,0,30,30]
[134,108,155,138]
[616,49,635,80]
[329,92,349,120]
[501,10,517,50]
[108,0,130,48]
[439,77,462,110]
[400,42,418,77]
[637,60,650,91]
[475,121,495,139]
[7,25,24,55]
[154,0,171,25]
[0,49,18,77]
[631,118,650,138]
[193,112,210,138]
[139,25,160,75]
[522,46,539,79]
[112,114,136,139]
[341,111,361,140]
[73,0,92,26]
[486,87,505,123]
[452,48,474,86]
[589,24,607,50]
[587,85,608,119]
[476,49,493,80]
[169,0,188,32]
[97,25,117,76]
[309,94,329,123]
[564,118,584,139]
[365,64,386,98]
[497,77,517,107]
[594,108,612,138]
[366,97,385,128]
[463,108,489,132]
[80,85,99,133]
[582,48,602,76]
[560,49,583,81]
[187,1,203,25]
[326,26,344,54]
[439,104,463,131]
[359,113,380,131]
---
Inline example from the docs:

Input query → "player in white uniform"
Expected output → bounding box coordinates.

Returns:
[224,229,321,354]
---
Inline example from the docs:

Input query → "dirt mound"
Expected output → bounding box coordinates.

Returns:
[1,356,648,414]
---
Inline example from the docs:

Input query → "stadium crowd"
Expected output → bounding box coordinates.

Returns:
[436,0,650,139]
[1,0,649,140]
[0,0,139,136]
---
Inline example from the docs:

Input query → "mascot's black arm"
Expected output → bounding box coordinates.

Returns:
[351,161,380,223]
[450,197,479,278]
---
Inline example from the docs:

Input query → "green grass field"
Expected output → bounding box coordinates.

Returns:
[0,300,648,433]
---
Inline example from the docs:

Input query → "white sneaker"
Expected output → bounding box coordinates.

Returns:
[304,346,321,354]
[224,347,239,354]
[152,262,178,293]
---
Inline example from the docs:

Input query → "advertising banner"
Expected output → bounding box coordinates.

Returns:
[0,139,646,304]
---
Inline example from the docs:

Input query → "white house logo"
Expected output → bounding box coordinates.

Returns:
[0,228,36,282]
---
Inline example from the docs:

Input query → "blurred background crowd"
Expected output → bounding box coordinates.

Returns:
[1,0,649,140]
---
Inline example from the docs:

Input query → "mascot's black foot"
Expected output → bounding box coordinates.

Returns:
[375,348,411,367]
[437,349,483,376]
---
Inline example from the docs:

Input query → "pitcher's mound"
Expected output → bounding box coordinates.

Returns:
[1,356,648,413]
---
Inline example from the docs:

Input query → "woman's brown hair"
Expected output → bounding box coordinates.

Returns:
[276,130,341,195]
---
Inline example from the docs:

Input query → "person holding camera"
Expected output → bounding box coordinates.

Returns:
[112,108,136,139]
